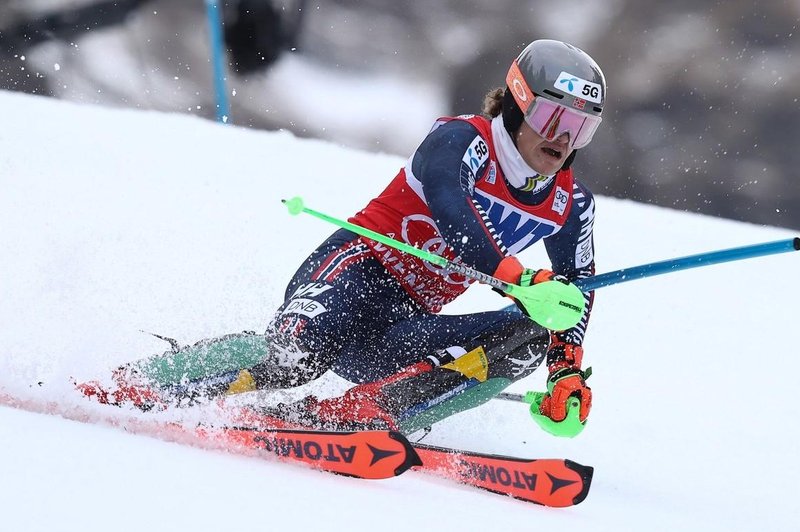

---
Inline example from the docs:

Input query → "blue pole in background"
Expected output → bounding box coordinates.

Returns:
[502,237,799,312]
[205,0,230,123]
[575,237,799,291]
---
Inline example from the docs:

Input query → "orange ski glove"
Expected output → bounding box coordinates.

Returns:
[492,256,569,317]
[538,335,592,423]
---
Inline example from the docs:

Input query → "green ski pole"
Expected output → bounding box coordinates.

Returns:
[282,196,585,331]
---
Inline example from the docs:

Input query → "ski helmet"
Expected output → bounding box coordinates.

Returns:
[502,39,606,149]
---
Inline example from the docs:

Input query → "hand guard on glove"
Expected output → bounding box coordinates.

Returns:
[492,256,570,318]
[539,335,592,423]
[494,257,592,424]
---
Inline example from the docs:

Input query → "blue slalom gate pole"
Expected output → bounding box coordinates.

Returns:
[575,237,799,291]
[502,237,799,312]
[205,0,230,123]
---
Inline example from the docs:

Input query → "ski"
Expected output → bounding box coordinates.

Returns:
[205,425,421,479]
[412,443,593,507]
[226,409,593,507]
[2,389,592,504]
[0,390,418,480]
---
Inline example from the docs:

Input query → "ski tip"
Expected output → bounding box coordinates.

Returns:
[564,459,594,506]
[793,237,800,251]
[282,196,305,216]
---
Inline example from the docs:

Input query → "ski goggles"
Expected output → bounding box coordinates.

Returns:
[523,96,602,149]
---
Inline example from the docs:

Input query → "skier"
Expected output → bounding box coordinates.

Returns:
[80,39,604,435]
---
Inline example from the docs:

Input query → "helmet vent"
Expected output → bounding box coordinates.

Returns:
[542,89,564,99]
[593,106,602,113]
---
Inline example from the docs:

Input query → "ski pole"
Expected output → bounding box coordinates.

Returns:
[204,0,230,123]
[575,237,800,291]
[496,391,586,438]
[282,196,585,331]
[499,236,799,312]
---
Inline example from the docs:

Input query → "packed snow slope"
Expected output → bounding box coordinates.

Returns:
[1,91,798,532]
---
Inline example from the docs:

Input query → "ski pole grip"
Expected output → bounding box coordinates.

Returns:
[283,197,306,216]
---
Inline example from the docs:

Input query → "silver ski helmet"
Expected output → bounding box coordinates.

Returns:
[503,39,606,149]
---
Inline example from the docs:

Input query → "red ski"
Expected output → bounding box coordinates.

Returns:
[0,391,418,480]
[207,425,420,479]
[412,443,593,507]
[1,390,593,504]
[228,409,593,507]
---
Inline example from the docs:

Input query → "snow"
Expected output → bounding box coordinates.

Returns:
[1,90,798,531]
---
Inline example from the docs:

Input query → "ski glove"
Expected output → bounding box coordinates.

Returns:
[539,335,592,423]
[492,256,569,317]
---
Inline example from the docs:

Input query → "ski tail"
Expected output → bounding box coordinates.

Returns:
[1,390,420,480]
[412,443,593,507]
[217,426,422,479]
